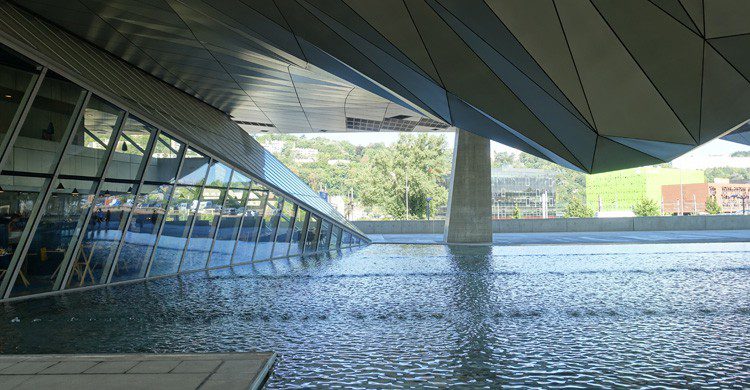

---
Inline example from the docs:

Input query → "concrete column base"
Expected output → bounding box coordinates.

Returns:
[444,128,492,244]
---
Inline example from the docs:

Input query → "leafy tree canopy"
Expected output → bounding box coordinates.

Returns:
[705,195,722,215]
[564,197,594,218]
[633,197,661,216]
[354,133,451,219]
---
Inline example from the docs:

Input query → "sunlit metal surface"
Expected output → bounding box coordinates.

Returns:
[15,1,750,172]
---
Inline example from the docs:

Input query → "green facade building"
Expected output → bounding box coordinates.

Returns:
[586,168,705,213]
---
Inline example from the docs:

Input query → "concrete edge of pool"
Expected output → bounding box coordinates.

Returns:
[0,352,277,390]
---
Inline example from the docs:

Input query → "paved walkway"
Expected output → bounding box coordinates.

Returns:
[368,229,750,245]
[0,352,275,390]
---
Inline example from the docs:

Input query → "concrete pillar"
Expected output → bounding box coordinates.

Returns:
[444,128,492,243]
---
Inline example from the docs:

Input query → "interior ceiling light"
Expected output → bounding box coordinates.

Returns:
[71,188,79,196]
[121,141,128,152]
[56,182,64,190]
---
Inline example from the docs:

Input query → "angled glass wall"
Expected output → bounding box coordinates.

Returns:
[254,191,281,261]
[112,183,170,282]
[0,42,368,301]
[233,188,267,264]
[318,220,332,251]
[181,187,225,271]
[149,185,201,276]
[271,199,295,259]
[209,188,245,268]
[0,176,46,296]
[289,208,307,256]
[330,226,342,251]
[304,214,320,254]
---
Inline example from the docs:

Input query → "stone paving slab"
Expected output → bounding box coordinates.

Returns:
[0,352,276,390]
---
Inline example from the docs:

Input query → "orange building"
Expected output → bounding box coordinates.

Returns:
[661,182,750,215]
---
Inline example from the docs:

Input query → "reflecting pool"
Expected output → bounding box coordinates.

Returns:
[1,243,749,388]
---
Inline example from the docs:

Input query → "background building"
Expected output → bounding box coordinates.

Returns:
[662,181,750,214]
[491,167,555,219]
[586,167,705,212]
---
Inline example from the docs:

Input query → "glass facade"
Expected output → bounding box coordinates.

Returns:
[209,188,245,268]
[491,167,556,219]
[288,208,307,256]
[254,192,280,261]
[271,199,295,258]
[181,187,225,271]
[318,220,332,251]
[233,189,266,264]
[304,214,320,254]
[149,185,200,276]
[0,42,366,301]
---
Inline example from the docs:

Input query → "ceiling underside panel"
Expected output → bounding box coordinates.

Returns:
[16,0,750,173]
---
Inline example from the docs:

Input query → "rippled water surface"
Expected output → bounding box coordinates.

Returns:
[1,243,750,388]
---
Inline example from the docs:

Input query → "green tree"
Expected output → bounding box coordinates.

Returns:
[705,195,722,214]
[492,151,515,167]
[705,167,750,183]
[512,204,521,219]
[633,197,660,216]
[564,197,594,218]
[355,133,451,219]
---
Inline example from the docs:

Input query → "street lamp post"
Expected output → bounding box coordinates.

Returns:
[405,172,409,220]
[426,197,432,221]
[732,193,748,215]
[390,171,410,220]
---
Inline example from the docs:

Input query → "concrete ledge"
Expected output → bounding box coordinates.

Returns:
[354,215,750,234]
[0,352,276,390]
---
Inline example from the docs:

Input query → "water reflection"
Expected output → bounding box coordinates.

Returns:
[0,243,749,388]
[446,245,501,386]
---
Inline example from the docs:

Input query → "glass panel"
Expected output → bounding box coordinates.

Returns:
[67,182,134,288]
[330,226,342,250]
[233,189,266,264]
[0,175,44,290]
[111,184,171,282]
[148,185,200,276]
[7,72,85,175]
[289,208,307,256]
[143,133,184,183]
[0,44,40,144]
[254,192,280,261]
[10,179,95,296]
[205,162,232,188]
[181,187,225,271]
[318,221,332,250]
[106,117,154,181]
[229,170,251,189]
[343,231,352,248]
[209,189,245,268]
[304,214,320,254]
[178,147,209,185]
[272,200,295,258]
[58,96,123,177]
